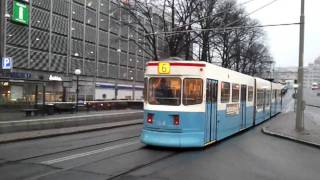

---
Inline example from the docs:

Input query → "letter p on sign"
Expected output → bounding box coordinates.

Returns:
[2,57,13,70]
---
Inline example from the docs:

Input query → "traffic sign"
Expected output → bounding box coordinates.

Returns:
[12,1,29,25]
[2,57,13,70]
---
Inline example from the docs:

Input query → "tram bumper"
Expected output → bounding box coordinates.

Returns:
[141,129,204,148]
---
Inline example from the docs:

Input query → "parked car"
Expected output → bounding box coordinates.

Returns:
[311,83,319,90]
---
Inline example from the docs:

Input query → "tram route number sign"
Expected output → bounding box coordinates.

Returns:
[226,103,240,116]
[12,1,29,25]
[158,62,170,74]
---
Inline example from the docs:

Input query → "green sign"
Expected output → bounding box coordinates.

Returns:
[12,1,29,25]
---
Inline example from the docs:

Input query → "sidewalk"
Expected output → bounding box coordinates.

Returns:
[0,109,143,134]
[304,89,320,107]
[0,109,140,122]
[262,107,320,148]
[0,119,143,144]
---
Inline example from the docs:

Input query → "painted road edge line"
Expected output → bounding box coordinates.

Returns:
[41,141,140,165]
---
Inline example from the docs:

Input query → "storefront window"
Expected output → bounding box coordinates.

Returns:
[0,81,39,112]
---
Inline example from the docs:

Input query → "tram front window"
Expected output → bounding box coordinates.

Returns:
[148,77,181,105]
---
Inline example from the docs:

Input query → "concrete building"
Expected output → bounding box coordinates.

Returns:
[274,66,298,83]
[0,0,168,109]
[304,57,320,88]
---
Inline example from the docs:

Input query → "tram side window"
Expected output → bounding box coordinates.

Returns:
[221,82,230,103]
[265,90,270,106]
[232,84,240,102]
[148,77,181,106]
[248,86,253,102]
[143,78,148,102]
[183,79,203,105]
[257,89,264,109]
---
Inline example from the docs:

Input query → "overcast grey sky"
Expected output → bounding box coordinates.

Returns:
[238,0,320,67]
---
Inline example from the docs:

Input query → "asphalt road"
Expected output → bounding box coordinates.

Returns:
[0,91,319,180]
[304,88,320,107]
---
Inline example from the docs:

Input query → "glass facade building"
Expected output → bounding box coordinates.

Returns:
[0,0,167,110]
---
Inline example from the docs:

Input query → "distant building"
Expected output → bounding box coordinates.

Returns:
[274,66,297,83]
[304,57,320,87]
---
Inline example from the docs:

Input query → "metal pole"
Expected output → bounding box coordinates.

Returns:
[76,75,79,112]
[296,0,305,131]
[0,0,7,61]
[35,84,38,108]
[42,83,46,114]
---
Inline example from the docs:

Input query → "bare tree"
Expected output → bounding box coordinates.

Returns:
[121,0,274,77]
[121,0,161,60]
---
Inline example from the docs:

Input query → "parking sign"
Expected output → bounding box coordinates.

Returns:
[2,57,13,70]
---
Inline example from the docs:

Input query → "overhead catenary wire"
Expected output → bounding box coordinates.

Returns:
[146,0,283,37]
[146,22,300,36]
[172,0,257,30]
[224,0,282,28]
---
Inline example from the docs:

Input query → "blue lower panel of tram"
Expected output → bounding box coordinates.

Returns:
[255,108,271,125]
[245,107,254,128]
[141,106,255,147]
[141,129,205,148]
[141,110,206,147]
[216,106,254,140]
[271,102,277,116]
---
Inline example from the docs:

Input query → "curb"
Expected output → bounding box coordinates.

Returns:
[261,127,320,149]
[306,104,320,108]
[0,111,143,134]
[0,119,143,144]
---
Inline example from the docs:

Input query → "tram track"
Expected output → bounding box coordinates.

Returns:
[0,124,143,164]
[24,145,146,180]
[107,150,181,180]
[23,145,181,180]
[23,136,140,162]
[0,123,185,180]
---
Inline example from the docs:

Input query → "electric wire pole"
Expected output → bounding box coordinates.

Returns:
[296,0,305,131]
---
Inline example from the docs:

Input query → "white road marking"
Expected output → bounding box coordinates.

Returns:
[0,111,143,124]
[41,141,140,165]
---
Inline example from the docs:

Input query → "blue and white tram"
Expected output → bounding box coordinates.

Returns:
[141,60,282,148]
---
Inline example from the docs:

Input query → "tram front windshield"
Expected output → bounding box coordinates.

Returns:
[148,77,181,105]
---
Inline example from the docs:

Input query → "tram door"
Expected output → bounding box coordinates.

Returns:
[205,79,218,143]
[240,85,247,129]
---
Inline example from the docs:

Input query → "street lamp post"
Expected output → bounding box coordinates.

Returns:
[0,0,10,64]
[74,69,81,112]
[296,0,305,131]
